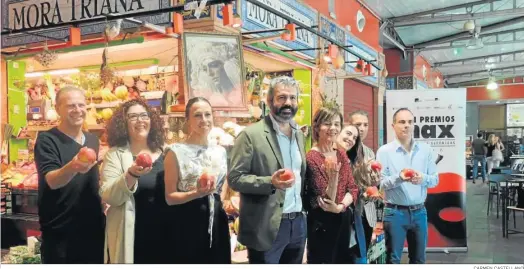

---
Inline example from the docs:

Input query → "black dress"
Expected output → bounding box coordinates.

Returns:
[165,143,231,264]
[133,156,170,264]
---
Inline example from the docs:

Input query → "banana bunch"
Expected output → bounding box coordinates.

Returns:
[100,88,118,102]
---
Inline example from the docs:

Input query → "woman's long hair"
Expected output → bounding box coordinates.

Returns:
[487,134,496,146]
[346,125,374,189]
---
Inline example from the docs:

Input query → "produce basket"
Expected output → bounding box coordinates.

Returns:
[2,245,41,264]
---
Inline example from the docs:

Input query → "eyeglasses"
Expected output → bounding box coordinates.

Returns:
[127,113,150,122]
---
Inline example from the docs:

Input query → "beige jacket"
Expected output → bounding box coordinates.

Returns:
[100,145,137,264]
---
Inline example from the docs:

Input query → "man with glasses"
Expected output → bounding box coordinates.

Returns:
[229,76,307,264]
[34,86,105,263]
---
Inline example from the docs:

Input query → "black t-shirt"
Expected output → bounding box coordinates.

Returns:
[34,127,104,233]
[487,144,496,157]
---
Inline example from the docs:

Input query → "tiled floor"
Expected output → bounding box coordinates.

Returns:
[401,181,524,264]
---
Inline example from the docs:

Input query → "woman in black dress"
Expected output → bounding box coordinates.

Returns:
[100,98,168,263]
[164,97,231,263]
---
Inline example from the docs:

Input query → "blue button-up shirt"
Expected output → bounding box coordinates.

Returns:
[269,114,303,213]
[376,139,438,206]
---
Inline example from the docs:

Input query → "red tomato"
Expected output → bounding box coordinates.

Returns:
[280,169,294,181]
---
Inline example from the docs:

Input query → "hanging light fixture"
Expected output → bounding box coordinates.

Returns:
[327,44,339,61]
[466,25,483,50]
[281,23,296,41]
[486,77,498,90]
[355,59,364,73]
[364,63,373,76]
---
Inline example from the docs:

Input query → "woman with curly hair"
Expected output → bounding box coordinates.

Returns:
[99,98,168,264]
[163,97,231,263]
[336,124,381,263]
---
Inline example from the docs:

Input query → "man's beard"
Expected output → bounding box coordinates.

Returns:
[271,104,298,122]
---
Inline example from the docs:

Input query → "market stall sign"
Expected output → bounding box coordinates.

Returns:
[7,0,160,30]
[345,33,379,86]
[2,0,171,47]
[241,0,318,58]
[507,104,524,127]
[318,14,347,69]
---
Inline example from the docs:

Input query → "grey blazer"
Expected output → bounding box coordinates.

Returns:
[228,116,306,251]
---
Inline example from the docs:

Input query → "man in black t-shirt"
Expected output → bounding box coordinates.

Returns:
[471,132,488,184]
[34,86,105,264]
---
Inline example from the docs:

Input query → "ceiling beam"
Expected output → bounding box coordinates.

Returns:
[445,63,524,78]
[390,0,500,22]
[394,7,524,27]
[381,21,407,57]
[439,60,524,69]
[414,39,524,51]
[434,49,524,66]
[452,28,524,44]
[412,16,524,48]
[447,74,524,87]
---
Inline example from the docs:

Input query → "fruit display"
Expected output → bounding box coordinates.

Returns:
[135,153,152,168]
[78,147,97,163]
[114,85,129,100]
[100,88,118,102]
[1,161,38,189]
[3,245,41,264]
[100,108,114,121]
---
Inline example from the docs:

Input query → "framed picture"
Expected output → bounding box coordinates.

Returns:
[181,32,247,111]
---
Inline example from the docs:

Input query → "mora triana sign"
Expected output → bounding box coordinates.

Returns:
[7,0,160,30]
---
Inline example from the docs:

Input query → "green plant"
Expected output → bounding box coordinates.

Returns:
[320,93,340,110]
[245,64,265,95]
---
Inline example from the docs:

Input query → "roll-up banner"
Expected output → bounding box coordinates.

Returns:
[385,89,468,252]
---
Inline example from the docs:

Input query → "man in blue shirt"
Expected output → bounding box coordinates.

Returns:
[376,108,439,264]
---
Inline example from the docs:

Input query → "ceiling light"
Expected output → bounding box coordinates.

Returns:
[466,33,484,50]
[463,20,475,32]
[486,78,498,90]
[485,63,495,69]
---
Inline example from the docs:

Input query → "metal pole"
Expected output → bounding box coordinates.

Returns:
[244,0,381,70]
[1,0,233,35]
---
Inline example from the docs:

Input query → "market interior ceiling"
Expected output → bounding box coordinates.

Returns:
[363,0,524,87]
